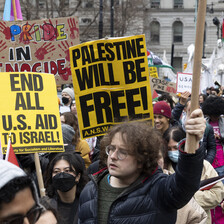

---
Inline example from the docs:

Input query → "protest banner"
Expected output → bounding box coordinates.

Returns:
[176,72,192,94]
[150,77,176,96]
[0,16,79,84]
[0,72,64,154]
[70,35,153,139]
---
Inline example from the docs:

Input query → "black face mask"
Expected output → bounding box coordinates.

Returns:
[52,172,78,192]
[62,97,69,105]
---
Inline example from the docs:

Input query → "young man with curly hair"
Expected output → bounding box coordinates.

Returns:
[78,107,206,224]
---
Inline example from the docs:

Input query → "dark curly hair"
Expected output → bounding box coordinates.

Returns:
[44,152,88,198]
[202,95,224,117]
[61,112,80,146]
[0,176,34,209]
[99,121,163,176]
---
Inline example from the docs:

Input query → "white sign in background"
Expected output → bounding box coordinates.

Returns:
[176,72,192,93]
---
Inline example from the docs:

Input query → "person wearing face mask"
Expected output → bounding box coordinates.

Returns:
[163,126,224,224]
[43,152,88,224]
[60,87,75,114]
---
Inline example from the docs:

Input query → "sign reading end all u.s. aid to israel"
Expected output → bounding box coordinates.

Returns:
[69,34,154,139]
[0,72,64,154]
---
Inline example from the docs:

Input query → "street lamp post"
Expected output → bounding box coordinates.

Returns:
[99,0,103,39]
[111,0,114,37]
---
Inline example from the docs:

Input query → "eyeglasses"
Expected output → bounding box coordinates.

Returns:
[1,204,44,224]
[105,145,129,160]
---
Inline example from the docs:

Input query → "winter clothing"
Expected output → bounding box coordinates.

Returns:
[168,160,224,224]
[202,123,216,164]
[43,195,79,224]
[76,140,91,169]
[0,160,26,189]
[175,198,207,224]
[153,101,172,118]
[194,160,224,224]
[78,143,204,224]
[62,123,76,145]
[62,87,75,100]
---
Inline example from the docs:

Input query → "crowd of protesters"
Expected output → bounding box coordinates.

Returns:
[1,83,224,224]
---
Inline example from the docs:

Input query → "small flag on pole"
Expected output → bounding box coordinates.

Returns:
[5,134,19,167]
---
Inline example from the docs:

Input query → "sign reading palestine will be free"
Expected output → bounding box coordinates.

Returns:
[69,35,154,139]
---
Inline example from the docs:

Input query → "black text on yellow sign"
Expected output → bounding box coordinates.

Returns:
[0,72,64,154]
[70,35,153,139]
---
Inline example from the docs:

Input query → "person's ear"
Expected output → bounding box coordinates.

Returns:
[76,173,81,182]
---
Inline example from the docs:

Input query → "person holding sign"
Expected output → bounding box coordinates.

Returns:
[78,107,206,224]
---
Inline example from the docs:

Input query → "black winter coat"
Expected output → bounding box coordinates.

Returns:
[202,123,216,164]
[78,143,204,224]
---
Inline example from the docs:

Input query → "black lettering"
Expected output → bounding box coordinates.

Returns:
[23,132,30,144]
[126,39,137,58]
[44,131,51,143]
[98,63,109,85]
[113,41,125,60]
[35,93,44,110]
[111,91,127,122]
[97,43,106,61]
[81,46,91,66]
[48,115,57,129]
[93,92,112,124]
[93,64,100,87]
[126,88,142,118]
[10,74,20,91]
[2,133,8,144]
[17,114,27,130]
[89,45,99,63]
[135,58,146,82]
[35,114,44,129]
[2,115,12,131]
[33,74,43,91]
[75,66,94,91]
[16,46,31,61]
[72,48,80,67]
[135,37,145,57]
[21,73,33,91]
[123,61,136,84]
[26,93,35,110]
[79,94,94,127]
[31,131,38,143]
[105,43,115,61]
[15,93,27,110]
[108,63,120,85]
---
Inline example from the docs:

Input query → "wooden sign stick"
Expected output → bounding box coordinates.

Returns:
[34,152,46,197]
[184,0,207,153]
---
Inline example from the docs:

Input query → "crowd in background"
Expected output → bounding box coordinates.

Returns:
[1,82,224,224]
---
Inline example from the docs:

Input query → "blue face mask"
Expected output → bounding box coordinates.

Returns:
[168,150,179,163]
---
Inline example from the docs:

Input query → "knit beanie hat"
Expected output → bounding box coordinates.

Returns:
[61,123,75,145]
[153,101,171,118]
[62,87,75,100]
[0,160,26,189]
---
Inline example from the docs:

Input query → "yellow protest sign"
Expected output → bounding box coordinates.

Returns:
[0,72,64,154]
[70,35,153,139]
[149,67,158,78]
